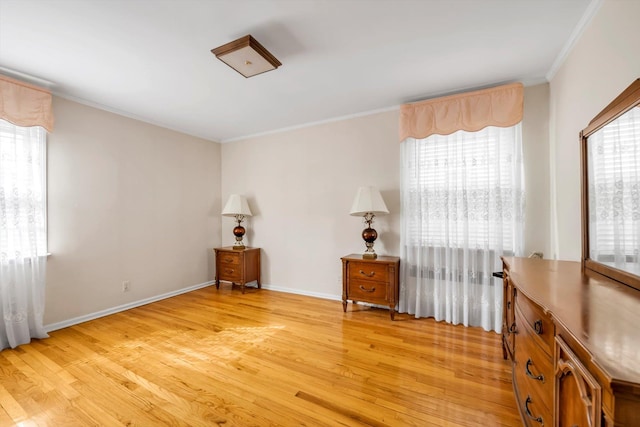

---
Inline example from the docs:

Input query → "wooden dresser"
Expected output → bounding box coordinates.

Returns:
[341,254,400,320]
[502,257,640,427]
[214,247,261,293]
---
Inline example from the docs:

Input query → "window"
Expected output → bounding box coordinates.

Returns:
[400,123,524,332]
[0,75,52,349]
[402,124,524,253]
[398,83,524,332]
[0,119,47,259]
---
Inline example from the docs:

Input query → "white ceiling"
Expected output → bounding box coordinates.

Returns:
[0,0,596,142]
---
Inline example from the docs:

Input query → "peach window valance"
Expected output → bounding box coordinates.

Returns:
[0,74,54,132]
[399,82,523,142]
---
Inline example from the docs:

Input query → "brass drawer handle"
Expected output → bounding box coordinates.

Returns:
[509,323,517,334]
[224,268,235,274]
[224,257,235,263]
[533,319,543,335]
[524,396,543,424]
[525,359,545,382]
[359,285,376,293]
[359,270,375,278]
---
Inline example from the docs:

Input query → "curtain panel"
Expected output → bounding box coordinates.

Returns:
[0,74,54,132]
[0,74,51,350]
[399,83,525,333]
[399,126,524,332]
[399,82,523,142]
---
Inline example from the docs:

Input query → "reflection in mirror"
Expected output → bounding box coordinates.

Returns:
[587,106,640,276]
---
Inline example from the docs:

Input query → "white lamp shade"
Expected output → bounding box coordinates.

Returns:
[350,186,389,216]
[222,194,253,216]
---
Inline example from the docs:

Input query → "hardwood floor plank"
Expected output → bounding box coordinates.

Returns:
[0,382,29,424]
[0,286,519,426]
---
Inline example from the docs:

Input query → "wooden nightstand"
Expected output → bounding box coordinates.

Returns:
[214,247,261,294]
[341,254,400,320]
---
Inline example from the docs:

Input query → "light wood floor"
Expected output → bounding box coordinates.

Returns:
[0,285,520,426]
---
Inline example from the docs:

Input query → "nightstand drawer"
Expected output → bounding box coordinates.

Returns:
[348,262,389,283]
[218,266,241,282]
[348,279,388,302]
[218,252,241,266]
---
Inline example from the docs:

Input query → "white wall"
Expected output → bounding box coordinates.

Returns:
[45,97,221,325]
[550,0,640,260]
[221,110,401,298]
[222,84,550,298]
[523,83,551,258]
[42,71,552,325]
[38,0,640,325]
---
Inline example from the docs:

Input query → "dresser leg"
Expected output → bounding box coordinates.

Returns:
[215,278,219,289]
[241,283,245,294]
[342,300,347,312]
[390,308,395,320]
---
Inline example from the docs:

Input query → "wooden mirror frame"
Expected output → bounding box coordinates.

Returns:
[581,78,640,291]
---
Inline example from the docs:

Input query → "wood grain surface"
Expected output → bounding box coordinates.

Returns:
[0,286,519,426]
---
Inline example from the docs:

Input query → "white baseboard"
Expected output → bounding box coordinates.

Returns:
[237,284,388,309]
[260,284,341,302]
[44,282,352,333]
[44,281,215,332]
[260,285,390,310]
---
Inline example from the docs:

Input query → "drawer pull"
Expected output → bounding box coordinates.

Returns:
[509,323,517,334]
[358,285,376,293]
[524,396,543,424]
[533,319,543,335]
[359,270,376,278]
[224,268,235,274]
[224,257,235,263]
[525,359,545,382]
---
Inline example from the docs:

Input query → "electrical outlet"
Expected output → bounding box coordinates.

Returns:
[122,280,131,292]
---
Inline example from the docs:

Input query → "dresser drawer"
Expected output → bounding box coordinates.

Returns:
[218,252,241,266]
[348,279,388,303]
[503,276,516,359]
[516,291,554,356]
[514,308,554,414]
[514,387,551,427]
[348,261,389,283]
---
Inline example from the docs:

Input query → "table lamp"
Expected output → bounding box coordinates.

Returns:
[350,186,389,259]
[222,194,253,250]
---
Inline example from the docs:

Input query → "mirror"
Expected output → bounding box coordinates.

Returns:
[582,79,640,291]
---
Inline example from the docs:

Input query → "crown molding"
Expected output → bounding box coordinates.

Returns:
[546,0,604,81]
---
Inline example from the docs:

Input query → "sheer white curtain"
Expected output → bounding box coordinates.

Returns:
[0,119,48,350]
[399,125,524,332]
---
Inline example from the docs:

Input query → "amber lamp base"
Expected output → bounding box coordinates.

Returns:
[361,225,378,259]
[233,223,246,250]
